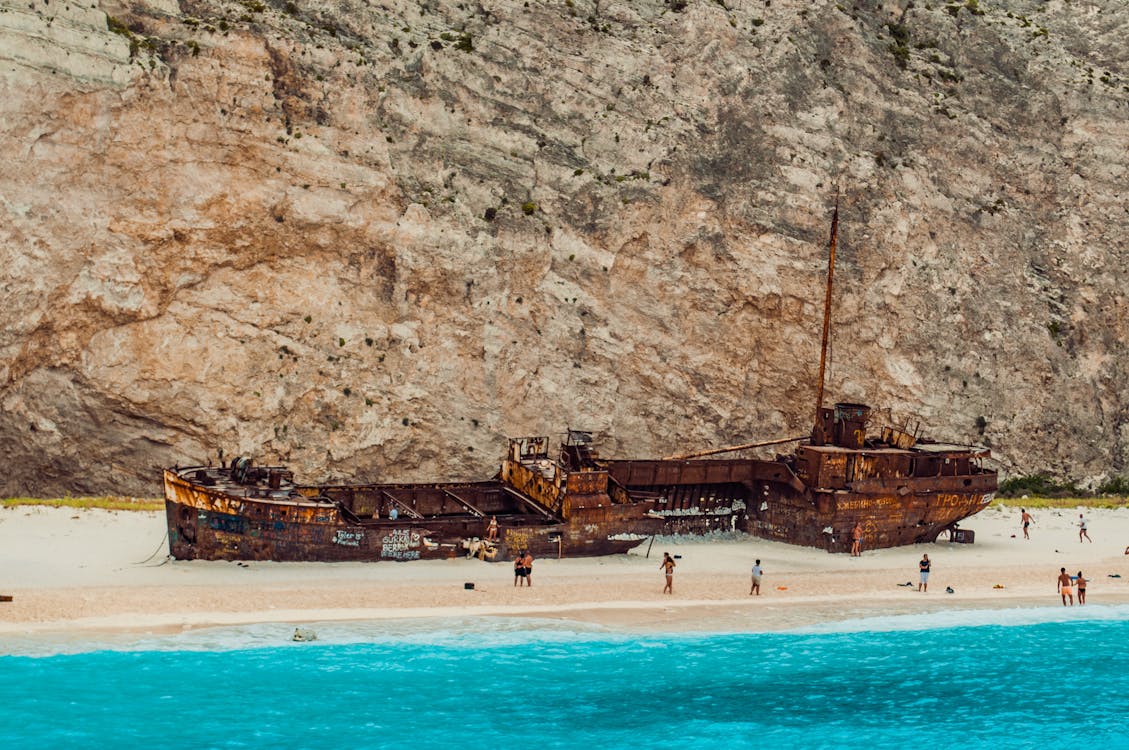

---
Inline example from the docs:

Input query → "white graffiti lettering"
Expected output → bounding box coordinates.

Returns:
[381,528,423,559]
[333,529,364,547]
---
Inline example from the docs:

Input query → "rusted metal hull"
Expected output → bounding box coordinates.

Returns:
[163,465,660,563]
[605,429,997,553]
[744,487,993,552]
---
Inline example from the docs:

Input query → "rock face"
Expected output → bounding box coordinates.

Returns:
[1,0,1126,496]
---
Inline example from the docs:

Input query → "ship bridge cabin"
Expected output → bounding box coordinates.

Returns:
[798,402,992,491]
[500,432,621,516]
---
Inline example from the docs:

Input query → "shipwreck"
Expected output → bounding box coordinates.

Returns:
[163,198,996,561]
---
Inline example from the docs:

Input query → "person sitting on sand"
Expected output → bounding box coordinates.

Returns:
[1057,567,1074,606]
[660,552,676,594]
[1076,571,1087,605]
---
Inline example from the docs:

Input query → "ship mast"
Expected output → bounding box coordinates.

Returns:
[813,192,840,433]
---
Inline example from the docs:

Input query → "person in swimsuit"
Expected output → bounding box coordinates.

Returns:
[1076,571,1087,604]
[1057,567,1074,606]
[918,554,931,592]
[486,516,499,542]
[514,552,524,587]
[851,523,863,557]
[660,552,676,594]
[1078,514,1092,543]
[750,559,763,596]
[1021,509,1033,539]
[521,550,534,587]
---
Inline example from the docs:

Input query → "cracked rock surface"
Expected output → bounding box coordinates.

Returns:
[1,0,1126,495]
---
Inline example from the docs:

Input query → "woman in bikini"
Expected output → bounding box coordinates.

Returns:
[660,552,676,594]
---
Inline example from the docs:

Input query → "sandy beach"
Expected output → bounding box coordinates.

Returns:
[3,503,1128,643]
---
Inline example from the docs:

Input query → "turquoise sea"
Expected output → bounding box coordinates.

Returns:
[3,607,1128,750]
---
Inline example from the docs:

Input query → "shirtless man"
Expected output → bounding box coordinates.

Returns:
[660,552,676,594]
[1057,567,1074,606]
[851,522,863,557]
[521,550,534,587]
[750,559,763,596]
[1078,514,1092,543]
[1021,509,1034,539]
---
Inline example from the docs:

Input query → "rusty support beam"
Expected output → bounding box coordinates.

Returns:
[442,488,486,517]
[814,192,840,431]
[663,436,806,461]
[381,490,425,519]
[502,486,561,520]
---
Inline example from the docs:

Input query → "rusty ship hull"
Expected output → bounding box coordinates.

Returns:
[602,404,996,552]
[164,437,662,563]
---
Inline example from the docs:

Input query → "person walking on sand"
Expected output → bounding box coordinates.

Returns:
[750,559,763,596]
[521,550,534,587]
[851,522,863,557]
[1078,514,1092,543]
[918,554,931,592]
[1076,571,1087,605]
[1058,567,1074,606]
[1021,508,1033,539]
[660,552,676,594]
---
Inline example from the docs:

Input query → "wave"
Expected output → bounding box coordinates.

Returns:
[788,603,1129,634]
[0,616,639,658]
[9,603,1129,658]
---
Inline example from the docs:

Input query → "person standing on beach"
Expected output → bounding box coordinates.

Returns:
[514,552,524,587]
[521,550,534,587]
[918,554,931,592]
[1057,567,1074,606]
[851,522,863,557]
[486,516,499,542]
[1078,514,1092,543]
[750,559,763,596]
[660,552,676,594]
[1076,571,1087,604]
[1021,509,1033,539]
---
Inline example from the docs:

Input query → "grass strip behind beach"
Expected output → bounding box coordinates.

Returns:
[0,497,164,511]
[990,496,1128,510]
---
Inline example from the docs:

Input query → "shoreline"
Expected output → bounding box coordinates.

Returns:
[3,504,1129,648]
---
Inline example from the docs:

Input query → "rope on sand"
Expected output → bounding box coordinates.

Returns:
[135,531,170,565]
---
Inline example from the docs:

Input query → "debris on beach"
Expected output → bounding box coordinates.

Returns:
[292,627,317,642]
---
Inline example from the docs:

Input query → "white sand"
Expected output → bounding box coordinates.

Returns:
[2,503,1128,641]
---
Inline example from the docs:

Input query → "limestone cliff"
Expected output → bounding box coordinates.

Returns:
[1,0,1126,496]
